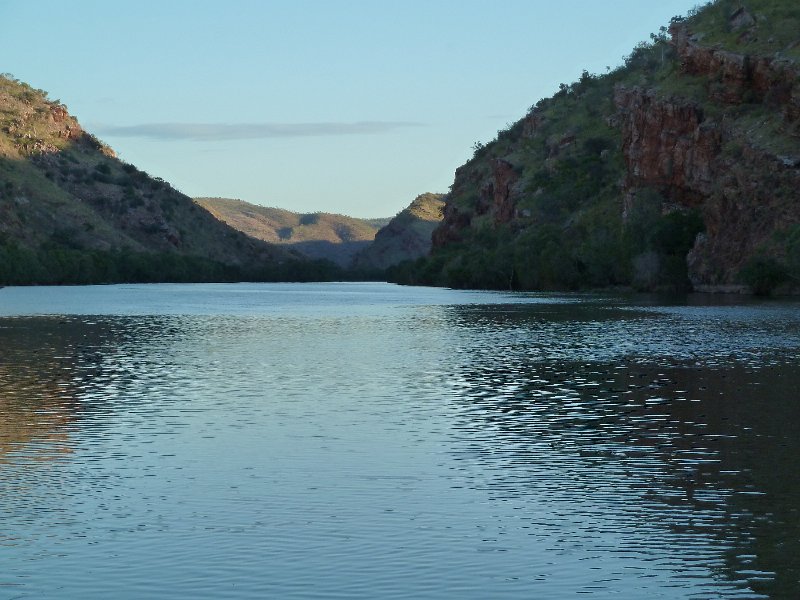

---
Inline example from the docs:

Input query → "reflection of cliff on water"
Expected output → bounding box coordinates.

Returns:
[0,312,249,466]
[0,315,172,462]
[0,313,217,549]
[442,301,800,598]
[0,318,90,464]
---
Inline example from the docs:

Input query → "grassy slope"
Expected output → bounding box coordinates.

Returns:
[195,197,390,267]
[688,0,800,59]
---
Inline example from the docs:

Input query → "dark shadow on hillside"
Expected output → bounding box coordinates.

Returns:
[286,239,372,268]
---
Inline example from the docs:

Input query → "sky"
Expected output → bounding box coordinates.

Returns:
[1,0,700,218]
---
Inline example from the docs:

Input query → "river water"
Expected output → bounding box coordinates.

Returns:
[0,282,798,599]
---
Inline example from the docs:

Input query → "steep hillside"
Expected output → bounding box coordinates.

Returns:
[390,0,799,294]
[352,193,444,270]
[195,197,390,267]
[0,75,322,285]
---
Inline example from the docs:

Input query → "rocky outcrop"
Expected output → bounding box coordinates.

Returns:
[626,18,798,289]
[431,202,470,248]
[481,159,520,223]
[670,22,800,121]
[615,87,721,208]
[433,157,523,248]
[522,110,546,138]
[357,193,444,270]
[687,143,800,289]
[616,84,800,288]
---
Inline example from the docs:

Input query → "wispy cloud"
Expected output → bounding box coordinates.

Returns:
[93,121,423,141]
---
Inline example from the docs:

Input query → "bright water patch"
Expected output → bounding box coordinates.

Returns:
[0,283,798,598]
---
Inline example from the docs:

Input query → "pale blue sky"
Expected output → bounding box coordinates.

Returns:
[1,1,699,217]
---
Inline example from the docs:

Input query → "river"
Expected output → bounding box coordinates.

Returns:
[0,282,798,598]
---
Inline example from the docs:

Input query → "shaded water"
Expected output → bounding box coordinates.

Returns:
[0,282,798,598]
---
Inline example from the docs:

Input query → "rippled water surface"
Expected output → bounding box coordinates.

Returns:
[1,282,799,598]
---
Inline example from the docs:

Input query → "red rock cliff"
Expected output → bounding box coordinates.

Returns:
[616,23,800,290]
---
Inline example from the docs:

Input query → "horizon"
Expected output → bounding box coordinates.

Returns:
[1,0,699,218]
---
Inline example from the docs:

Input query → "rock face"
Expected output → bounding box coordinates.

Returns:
[615,87,721,207]
[431,201,470,248]
[615,20,800,290]
[484,159,520,223]
[670,22,800,119]
[354,193,444,270]
[432,158,523,250]
[617,85,800,289]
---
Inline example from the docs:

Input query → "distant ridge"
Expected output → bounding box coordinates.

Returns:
[195,197,390,268]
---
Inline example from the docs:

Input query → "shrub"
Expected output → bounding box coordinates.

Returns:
[299,213,319,226]
[740,256,788,295]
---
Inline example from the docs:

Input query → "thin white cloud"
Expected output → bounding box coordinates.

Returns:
[94,121,424,141]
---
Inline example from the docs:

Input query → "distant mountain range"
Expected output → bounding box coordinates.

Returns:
[195,195,445,271]
[194,198,390,268]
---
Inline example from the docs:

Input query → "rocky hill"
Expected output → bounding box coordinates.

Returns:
[389,0,800,294]
[195,197,389,268]
[352,193,444,270]
[0,75,327,285]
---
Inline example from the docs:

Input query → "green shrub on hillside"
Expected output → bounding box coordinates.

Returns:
[740,256,789,295]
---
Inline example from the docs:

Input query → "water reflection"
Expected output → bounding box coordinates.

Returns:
[444,302,800,597]
[0,315,194,543]
[0,318,90,464]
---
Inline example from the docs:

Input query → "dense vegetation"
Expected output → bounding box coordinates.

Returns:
[0,239,347,285]
[389,0,799,294]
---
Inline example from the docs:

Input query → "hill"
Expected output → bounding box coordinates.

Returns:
[352,193,445,270]
[389,0,800,295]
[0,75,329,285]
[195,197,390,267]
